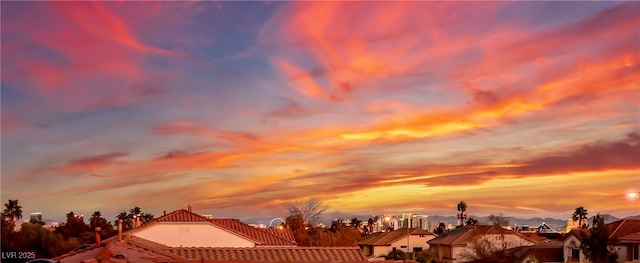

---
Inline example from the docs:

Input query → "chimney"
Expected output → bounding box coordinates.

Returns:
[188,204,192,212]
[163,210,166,216]
[94,227,101,247]
[118,219,123,241]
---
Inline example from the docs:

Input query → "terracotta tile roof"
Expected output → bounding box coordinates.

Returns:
[109,237,182,262]
[531,246,564,261]
[607,219,640,241]
[156,209,212,222]
[263,228,296,243]
[428,225,492,246]
[560,229,584,241]
[528,240,564,262]
[428,225,539,246]
[54,236,182,263]
[519,233,548,243]
[52,244,104,262]
[359,228,434,246]
[54,233,366,263]
[504,244,563,263]
[619,231,640,242]
[211,218,297,246]
[129,209,296,246]
[532,240,563,248]
[167,247,368,262]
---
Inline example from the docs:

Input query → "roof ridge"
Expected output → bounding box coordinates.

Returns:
[608,218,627,239]
[172,246,362,250]
[156,208,211,222]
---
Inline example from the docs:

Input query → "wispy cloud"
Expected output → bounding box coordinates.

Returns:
[1,1,638,220]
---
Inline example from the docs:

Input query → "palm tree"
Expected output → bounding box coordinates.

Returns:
[457,201,467,226]
[90,211,104,229]
[115,211,133,231]
[572,207,589,229]
[129,207,142,217]
[92,211,102,218]
[3,199,23,229]
[139,213,154,224]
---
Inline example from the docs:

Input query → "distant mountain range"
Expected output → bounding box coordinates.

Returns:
[34,213,637,229]
[241,213,637,229]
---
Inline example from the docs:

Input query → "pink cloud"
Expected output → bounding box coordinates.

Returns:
[1,114,20,132]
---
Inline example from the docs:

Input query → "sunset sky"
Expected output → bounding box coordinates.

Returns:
[1,1,639,222]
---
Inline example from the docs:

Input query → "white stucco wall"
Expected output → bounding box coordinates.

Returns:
[132,222,255,248]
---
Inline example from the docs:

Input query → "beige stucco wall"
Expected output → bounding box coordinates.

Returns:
[390,234,436,253]
[615,244,640,263]
[132,222,255,248]
[373,246,393,257]
[563,235,587,263]
[369,234,436,257]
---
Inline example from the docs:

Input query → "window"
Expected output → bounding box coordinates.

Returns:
[633,244,639,260]
[400,245,407,248]
[571,248,580,260]
[413,247,423,252]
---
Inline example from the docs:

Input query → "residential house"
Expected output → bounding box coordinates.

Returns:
[511,240,564,263]
[127,209,296,248]
[53,208,367,263]
[427,225,538,263]
[561,218,640,263]
[562,230,586,263]
[358,228,436,257]
[607,218,640,262]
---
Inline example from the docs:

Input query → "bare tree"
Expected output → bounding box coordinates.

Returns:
[487,213,509,227]
[457,226,532,262]
[285,197,328,224]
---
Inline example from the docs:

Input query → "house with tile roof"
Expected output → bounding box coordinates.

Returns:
[53,208,367,263]
[427,225,538,263]
[491,240,564,263]
[561,218,640,263]
[358,228,436,258]
[561,229,586,263]
[127,209,296,248]
[55,235,368,263]
[606,218,640,262]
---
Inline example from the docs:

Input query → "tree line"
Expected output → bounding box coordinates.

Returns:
[284,198,361,247]
[2,198,619,263]
[1,199,154,261]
